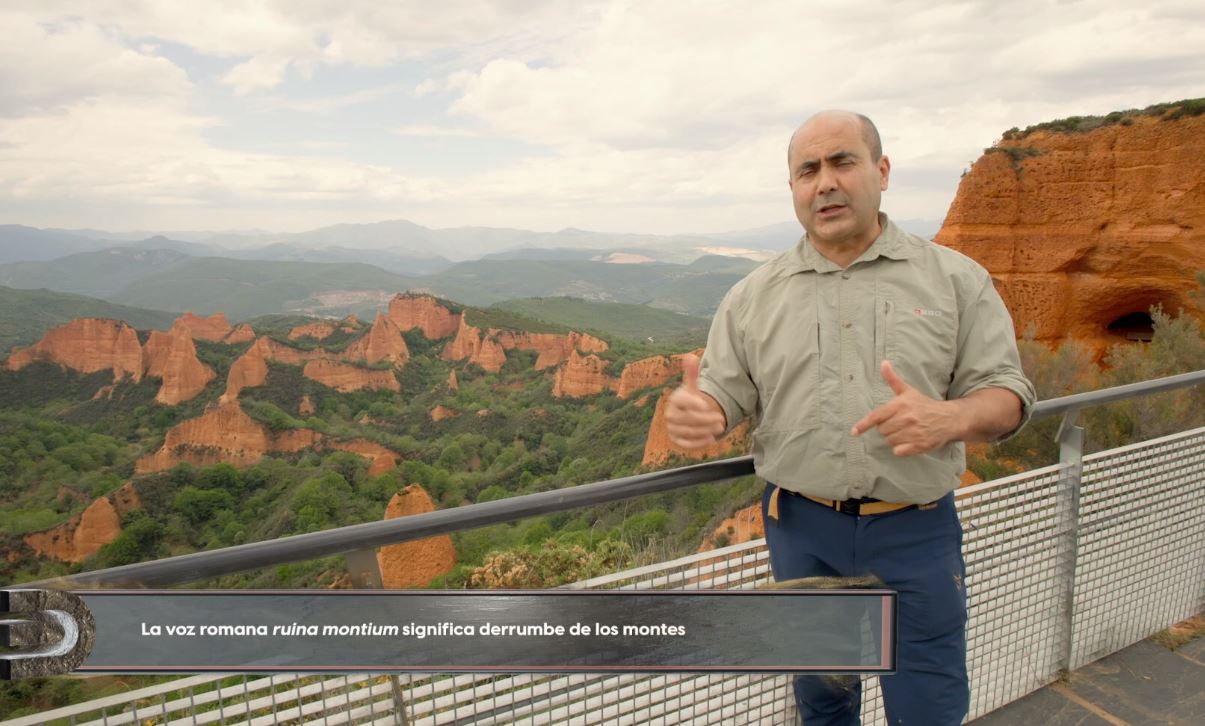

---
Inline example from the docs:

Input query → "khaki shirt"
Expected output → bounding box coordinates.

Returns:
[697,214,1035,504]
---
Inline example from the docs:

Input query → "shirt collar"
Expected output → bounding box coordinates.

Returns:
[783,212,918,274]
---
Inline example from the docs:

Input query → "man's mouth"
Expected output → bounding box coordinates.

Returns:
[817,203,845,214]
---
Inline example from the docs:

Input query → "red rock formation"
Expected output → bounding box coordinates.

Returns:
[447,370,459,391]
[697,503,764,553]
[173,312,233,342]
[376,485,456,588]
[494,331,610,369]
[273,428,323,453]
[642,388,752,466]
[329,439,399,476]
[137,401,270,472]
[223,324,256,344]
[299,395,316,416]
[288,321,338,341]
[222,337,331,402]
[303,359,400,392]
[430,405,458,422]
[441,316,507,372]
[387,294,460,339]
[343,313,410,366]
[338,315,362,333]
[222,338,271,402]
[24,497,122,563]
[258,337,330,366]
[6,319,143,382]
[552,350,618,398]
[936,109,1205,354]
[616,353,694,399]
[111,481,141,515]
[143,325,215,405]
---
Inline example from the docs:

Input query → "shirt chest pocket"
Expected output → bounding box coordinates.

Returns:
[874,297,958,402]
[747,304,820,433]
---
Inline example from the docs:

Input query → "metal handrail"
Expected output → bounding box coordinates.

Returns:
[20,369,1204,590]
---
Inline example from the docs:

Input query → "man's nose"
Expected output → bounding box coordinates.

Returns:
[816,164,838,193]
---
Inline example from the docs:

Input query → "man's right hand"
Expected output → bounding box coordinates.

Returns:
[666,354,727,449]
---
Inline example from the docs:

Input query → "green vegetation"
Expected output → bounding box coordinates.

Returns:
[493,297,710,347]
[108,257,419,319]
[984,145,1045,174]
[1001,98,1205,140]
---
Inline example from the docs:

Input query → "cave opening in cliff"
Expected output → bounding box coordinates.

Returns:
[1106,311,1155,342]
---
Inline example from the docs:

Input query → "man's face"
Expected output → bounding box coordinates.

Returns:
[787,115,890,250]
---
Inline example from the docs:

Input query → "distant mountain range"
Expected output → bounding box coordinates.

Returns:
[0,216,940,321]
[2,216,943,266]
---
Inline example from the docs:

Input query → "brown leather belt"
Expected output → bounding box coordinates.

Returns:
[767,485,929,520]
[801,494,917,516]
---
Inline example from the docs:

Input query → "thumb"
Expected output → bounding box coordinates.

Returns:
[880,359,910,396]
[681,354,701,392]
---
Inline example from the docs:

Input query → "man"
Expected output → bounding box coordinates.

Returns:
[665,111,1034,725]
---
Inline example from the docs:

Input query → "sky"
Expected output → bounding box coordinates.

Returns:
[2,0,1203,236]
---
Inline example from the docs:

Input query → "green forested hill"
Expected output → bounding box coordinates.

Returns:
[0,248,192,299]
[0,287,178,355]
[108,257,420,318]
[493,297,711,346]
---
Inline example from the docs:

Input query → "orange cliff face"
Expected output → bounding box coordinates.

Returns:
[935,109,1205,354]
[288,321,338,341]
[388,294,460,339]
[137,400,401,475]
[494,330,610,369]
[6,318,144,382]
[222,336,332,402]
[697,502,764,553]
[642,388,751,466]
[302,359,400,393]
[173,312,233,342]
[376,485,456,588]
[24,482,142,563]
[343,313,410,366]
[143,324,216,405]
[552,350,618,398]
[137,401,280,472]
[223,323,256,344]
[615,351,702,400]
[328,440,399,477]
[441,316,506,372]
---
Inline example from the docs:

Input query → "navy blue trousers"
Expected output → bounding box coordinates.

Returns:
[761,483,969,725]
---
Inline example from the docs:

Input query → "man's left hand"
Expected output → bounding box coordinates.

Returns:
[851,361,963,456]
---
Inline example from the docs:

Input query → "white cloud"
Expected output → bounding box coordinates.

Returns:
[3,0,1203,235]
[394,123,480,138]
[0,11,190,115]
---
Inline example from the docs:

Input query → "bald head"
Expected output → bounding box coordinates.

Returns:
[787,111,883,170]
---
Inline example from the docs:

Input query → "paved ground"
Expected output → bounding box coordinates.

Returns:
[970,631,1204,725]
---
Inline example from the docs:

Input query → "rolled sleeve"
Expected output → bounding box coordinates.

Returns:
[949,275,1036,439]
[695,286,758,434]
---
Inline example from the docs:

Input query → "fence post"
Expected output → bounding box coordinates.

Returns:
[1055,412,1084,674]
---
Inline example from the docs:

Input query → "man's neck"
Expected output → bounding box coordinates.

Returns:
[809,221,883,269]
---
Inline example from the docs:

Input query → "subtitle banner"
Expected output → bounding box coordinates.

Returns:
[3,589,896,677]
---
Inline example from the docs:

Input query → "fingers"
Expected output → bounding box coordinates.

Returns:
[880,360,910,396]
[681,354,700,392]
[851,402,893,436]
[665,377,725,449]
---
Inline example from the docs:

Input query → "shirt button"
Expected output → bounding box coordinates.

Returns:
[841,272,851,280]
[847,374,854,381]
[842,321,851,329]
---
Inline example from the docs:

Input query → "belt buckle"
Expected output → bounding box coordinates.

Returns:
[837,499,861,516]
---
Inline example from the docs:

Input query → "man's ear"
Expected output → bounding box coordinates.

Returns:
[879,155,891,191]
